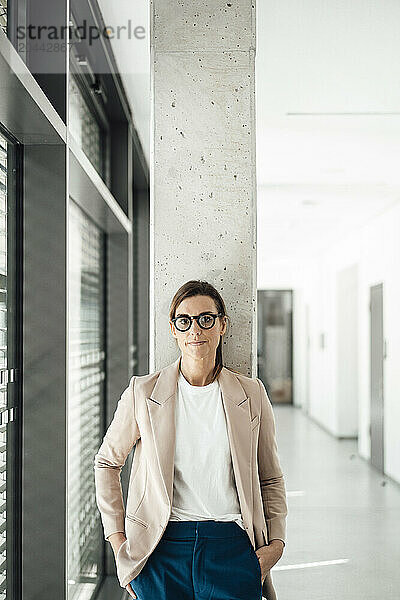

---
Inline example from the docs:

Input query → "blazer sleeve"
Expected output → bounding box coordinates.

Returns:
[94,375,141,541]
[256,377,288,547]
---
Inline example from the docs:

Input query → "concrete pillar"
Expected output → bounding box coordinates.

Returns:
[150,0,257,376]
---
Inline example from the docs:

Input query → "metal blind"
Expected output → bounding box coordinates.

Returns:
[0,132,8,600]
[0,0,7,34]
[68,76,103,179]
[68,200,105,600]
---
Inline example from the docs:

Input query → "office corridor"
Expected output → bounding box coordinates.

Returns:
[272,406,400,600]
[2,1,400,598]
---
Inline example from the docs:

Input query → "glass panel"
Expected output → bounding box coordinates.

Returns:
[0,0,7,34]
[257,290,293,404]
[1,128,20,600]
[68,200,106,600]
[68,76,104,179]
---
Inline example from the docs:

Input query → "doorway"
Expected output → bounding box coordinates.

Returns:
[257,290,293,404]
[370,283,384,473]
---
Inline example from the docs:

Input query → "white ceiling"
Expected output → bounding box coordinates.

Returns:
[256,0,400,259]
[98,1,400,260]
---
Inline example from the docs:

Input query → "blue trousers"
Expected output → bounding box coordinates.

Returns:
[129,520,263,600]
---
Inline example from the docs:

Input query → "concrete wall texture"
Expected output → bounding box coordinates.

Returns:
[150,1,257,375]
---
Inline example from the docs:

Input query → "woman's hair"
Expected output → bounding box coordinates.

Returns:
[169,280,234,382]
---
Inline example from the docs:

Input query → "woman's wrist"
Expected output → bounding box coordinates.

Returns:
[269,539,284,552]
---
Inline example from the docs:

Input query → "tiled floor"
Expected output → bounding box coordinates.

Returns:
[271,405,400,600]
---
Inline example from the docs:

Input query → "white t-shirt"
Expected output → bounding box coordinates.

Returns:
[169,369,245,530]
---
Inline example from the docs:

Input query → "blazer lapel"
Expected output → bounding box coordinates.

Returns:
[145,356,181,507]
[218,366,254,532]
[145,356,254,532]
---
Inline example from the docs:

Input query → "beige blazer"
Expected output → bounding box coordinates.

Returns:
[94,356,288,600]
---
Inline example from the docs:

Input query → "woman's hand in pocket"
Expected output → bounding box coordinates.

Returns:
[125,583,137,598]
[256,539,284,582]
[108,532,127,558]
[109,535,137,597]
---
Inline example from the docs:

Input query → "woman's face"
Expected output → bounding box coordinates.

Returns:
[169,295,227,362]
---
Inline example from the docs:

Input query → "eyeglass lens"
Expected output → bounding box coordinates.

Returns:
[174,314,216,331]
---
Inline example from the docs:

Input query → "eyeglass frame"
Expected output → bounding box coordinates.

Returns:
[170,312,225,332]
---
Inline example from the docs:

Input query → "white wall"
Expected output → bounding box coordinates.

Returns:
[357,203,400,483]
[336,263,359,436]
[258,202,400,485]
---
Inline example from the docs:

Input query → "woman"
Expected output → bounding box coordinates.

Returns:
[94,280,288,600]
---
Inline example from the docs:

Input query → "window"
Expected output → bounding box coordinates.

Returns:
[0,127,21,600]
[0,130,8,600]
[68,200,106,600]
[68,11,111,186]
[0,0,7,34]
[68,75,105,179]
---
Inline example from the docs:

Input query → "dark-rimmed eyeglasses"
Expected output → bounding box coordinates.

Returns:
[171,312,224,332]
